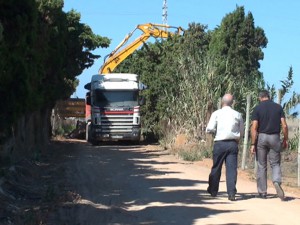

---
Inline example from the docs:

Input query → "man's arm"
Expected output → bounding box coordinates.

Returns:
[250,120,258,154]
[281,117,288,149]
[206,112,217,134]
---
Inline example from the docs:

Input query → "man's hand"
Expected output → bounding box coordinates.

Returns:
[250,145,256,154]
[282,139,288,149]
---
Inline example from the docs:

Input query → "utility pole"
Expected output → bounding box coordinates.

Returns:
[162,0,168,26]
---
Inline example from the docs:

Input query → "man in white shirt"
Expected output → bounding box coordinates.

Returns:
[206,94,244,201]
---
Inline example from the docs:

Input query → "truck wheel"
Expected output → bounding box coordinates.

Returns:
[86,122,93,143]
[91,140,99,146]
[86,122,99,145]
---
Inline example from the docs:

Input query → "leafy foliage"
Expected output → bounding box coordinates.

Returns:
[0,0,110,142]
[0,0,39,135]
[288,130,299,152]
[117,7,268,143]
[208,6,268,112]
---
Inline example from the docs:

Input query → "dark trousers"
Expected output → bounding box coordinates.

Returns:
[208,140,238,195]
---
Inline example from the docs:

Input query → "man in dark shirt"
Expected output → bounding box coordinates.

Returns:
[250,90,288,200]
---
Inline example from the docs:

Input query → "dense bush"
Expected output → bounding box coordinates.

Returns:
[116,6,268,145]
[0,0,110,143]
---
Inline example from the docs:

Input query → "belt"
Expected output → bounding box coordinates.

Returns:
[215,139,237,142]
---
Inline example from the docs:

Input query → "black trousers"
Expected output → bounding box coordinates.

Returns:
[208,140,238,195]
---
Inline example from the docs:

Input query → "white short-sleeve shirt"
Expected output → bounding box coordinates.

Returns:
[206,106,244,141]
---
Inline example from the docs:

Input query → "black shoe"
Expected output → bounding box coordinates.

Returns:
[257,193,267,199]
[228,195,236,201]
[274,182,285,201]
[207,187,217,197]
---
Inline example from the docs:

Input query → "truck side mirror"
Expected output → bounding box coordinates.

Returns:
[139,96,145,105]
[139,82,147,90]
[86,91,91,105]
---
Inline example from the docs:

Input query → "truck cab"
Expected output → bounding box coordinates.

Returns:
[85,73,145,144]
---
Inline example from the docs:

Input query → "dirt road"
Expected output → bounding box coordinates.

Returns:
[30,140,300,224]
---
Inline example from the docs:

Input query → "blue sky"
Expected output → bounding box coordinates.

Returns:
[63,0,299,103]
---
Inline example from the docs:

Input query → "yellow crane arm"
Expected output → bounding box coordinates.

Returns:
[99,23,184,74]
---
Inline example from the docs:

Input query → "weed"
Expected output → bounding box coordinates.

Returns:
[175,144,212,162]
[53,121,76,136]
[288,131,299,151]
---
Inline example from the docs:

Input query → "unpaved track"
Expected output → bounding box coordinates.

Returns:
[46,139,300,225]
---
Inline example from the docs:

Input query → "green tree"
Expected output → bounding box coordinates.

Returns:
[0,0,39,136]
[157,23,212,140]
[117,23,211,140]
[0,0,110,143]
[36,0,110,105]
[208,6,267,113]
[115,7,269,144]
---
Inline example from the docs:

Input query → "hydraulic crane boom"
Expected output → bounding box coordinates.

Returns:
[99,23,184,74]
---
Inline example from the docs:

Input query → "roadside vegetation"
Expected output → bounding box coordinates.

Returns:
[0,2,299,164]
[116,6,299,159]
[0,0,109,159]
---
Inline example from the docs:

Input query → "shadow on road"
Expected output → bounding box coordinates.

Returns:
[46,140,245,224]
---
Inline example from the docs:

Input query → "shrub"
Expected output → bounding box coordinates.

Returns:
[288,131,299,152]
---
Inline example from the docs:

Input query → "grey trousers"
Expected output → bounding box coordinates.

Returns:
[256,133,282,194]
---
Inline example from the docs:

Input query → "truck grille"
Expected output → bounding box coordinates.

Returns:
[101,115,134,133]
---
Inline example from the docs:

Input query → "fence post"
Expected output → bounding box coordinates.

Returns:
[298,118,300,187]
[277,90,282,104]
[241,94,251,170]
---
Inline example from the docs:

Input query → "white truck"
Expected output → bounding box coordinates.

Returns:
[85,73,145,144]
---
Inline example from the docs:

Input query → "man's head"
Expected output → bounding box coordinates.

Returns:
[222,93,234,107]
[258,90,270,101]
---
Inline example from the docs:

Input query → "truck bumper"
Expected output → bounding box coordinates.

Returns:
[93,128,141,141]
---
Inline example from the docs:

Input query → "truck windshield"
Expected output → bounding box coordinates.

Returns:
[93,90,138,107]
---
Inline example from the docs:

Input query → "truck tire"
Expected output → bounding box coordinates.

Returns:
[86,122,98,145]
[86,122,93,143]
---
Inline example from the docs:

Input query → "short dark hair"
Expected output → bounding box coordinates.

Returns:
[259,90,270,99]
